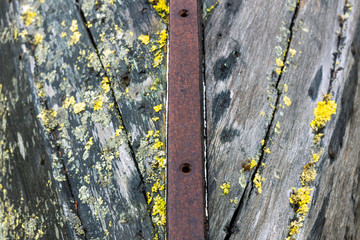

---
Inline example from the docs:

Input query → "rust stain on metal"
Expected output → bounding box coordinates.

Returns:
[167,0,206,239]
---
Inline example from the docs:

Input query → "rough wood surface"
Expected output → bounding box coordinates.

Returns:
[0,0,167,239]
[204,0,360,239]
[1,0,360,239]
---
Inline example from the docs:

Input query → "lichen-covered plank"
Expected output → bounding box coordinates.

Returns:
[0,0,166,239]
[206,0,360,239]
[0,1,73,239]
[77,0,168,236]
[204,0,304,238]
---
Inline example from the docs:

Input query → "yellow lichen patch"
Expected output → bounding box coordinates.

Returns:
[19,29,28,39]
[152,179,164,193]
[152,195,166,226]
[73,102,86,114]
[206,0,221,13]
[101,77,111,93]
[289,48,296,58]
[115,126,124,137]
[152,117,159,122]
[312,152,322,163]
[21,9,37,26]
[69,20,81,46]
[288,216,304,236]
[284,83,288,92]
[138,35,150,45]
[275,121,281,133]
[153,50,164,68]
[313,133,324,143]
[70,20,78,32]
[220,182,230,195]
[85,137,93,151]
[150,45,158,52]
[153,104,163,112]
[283,95,292,107]
[153,156,166,168]
[63,96,75,109]
[276,58,284,67]
[261,139,265,145]
[60,32,67,38]
[33,33,43,45]
[156,30,167,48]
[13,26,18,40]
[249,159,257,170]
[147,192,152,204]
[70,31,81,45]
[310,94,337,131]
[93,96,103,111]
[300,164,317,186]
[146,130,154,138]
[264,147,270,154]
[289,187,312,215]
[37,108,58,131]
[86,21,93,28]
[276,68,282,75]
[253,172,265,194]
[153,139,164,150]
[150,0,169,19]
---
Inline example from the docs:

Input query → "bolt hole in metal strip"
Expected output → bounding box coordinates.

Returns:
[167,0,206,239]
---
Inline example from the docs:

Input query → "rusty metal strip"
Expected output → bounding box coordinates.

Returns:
[167,0,206,239]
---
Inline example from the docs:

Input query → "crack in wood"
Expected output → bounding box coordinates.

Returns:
[328,2,350,93]
[223,1,301,239]
[43,101,88,239]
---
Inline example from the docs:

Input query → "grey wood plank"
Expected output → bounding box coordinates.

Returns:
[204,0,304,238]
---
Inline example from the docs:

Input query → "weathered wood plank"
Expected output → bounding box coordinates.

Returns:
[206,0,360,239]
[0,1,73,239]
[77,1,168,235]
[0,0,168,239]
[204,0,304,238]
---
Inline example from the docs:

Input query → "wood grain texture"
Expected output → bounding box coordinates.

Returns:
[0,0,167,239]
[205,0,360,239]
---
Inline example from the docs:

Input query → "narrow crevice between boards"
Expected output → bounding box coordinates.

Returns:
[223,1,301,239]
[73,0,156,229]
[201,2,210,236]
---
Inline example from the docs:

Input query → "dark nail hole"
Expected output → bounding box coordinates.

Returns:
[179,163,192,174]
[120,72,130,89]
[351,45,356,55]
[217,33,222,39]
[220,63,228,71]
[232,51,240,58]
[328,146,335,159]
[179,9,189,17]
[40,154,45,165]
